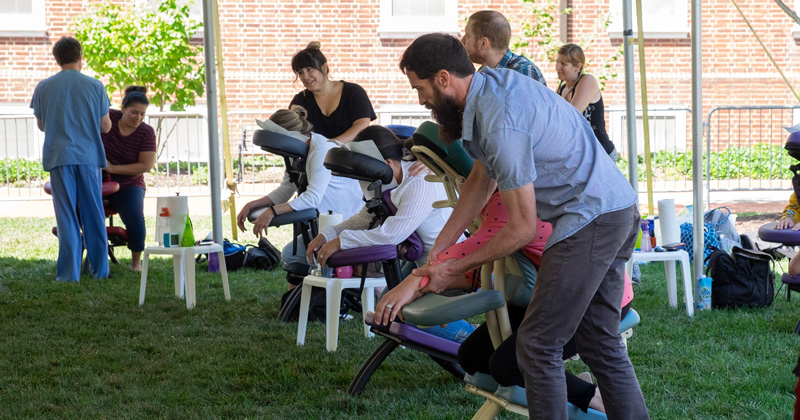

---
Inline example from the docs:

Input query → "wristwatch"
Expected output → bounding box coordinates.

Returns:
[270,206,278,217]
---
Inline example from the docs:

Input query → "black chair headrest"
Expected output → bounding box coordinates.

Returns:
[253,129,308,159]
[324,148,394,185]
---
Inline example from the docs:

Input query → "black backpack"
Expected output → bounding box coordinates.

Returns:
[243,237,281,271]
[705,246,775,309]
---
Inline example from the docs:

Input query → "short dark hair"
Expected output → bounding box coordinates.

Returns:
[399,33,475,80]
[291,41,328,75]
[122,86,150,108]
[52,37,82,66]
[468,11,511,52]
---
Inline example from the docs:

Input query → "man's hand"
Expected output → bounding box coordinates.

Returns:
[316,238,341,267]
[414,258,461,294]
[306,234,329,265]
[408,161,431,177]
[236,203,251,232]
[251,209,274,238]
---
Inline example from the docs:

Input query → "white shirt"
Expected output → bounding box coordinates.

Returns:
[321,160,453,266]
[267,132,363,219]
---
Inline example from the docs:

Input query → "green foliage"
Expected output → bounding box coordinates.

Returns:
[0,158,47,184]
[511,0,622,91]
[618,143,792,181]
[512,0,570,64]
[72,0,205,111]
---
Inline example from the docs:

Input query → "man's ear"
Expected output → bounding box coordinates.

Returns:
[435,69,451,89]
[479,37,492,52]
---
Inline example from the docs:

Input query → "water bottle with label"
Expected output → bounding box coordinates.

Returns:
[697,276,712,310]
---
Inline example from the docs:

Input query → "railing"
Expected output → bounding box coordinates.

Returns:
[705,105,799,194]
[606,106,695,192]
[3,105,797,201]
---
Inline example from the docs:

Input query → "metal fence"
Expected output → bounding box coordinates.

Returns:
[705,105,800,194]
[607,106,694,192]
[2,105,797,201]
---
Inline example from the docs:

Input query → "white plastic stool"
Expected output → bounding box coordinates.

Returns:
[139,243,230,309]
[296,274,387,352]
[629,249,694,316]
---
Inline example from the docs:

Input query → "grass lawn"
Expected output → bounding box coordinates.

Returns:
[1,216,799,419]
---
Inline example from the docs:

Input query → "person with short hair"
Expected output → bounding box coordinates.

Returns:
[101,85,157,271]
[462,10,546,85]
[289,41,376,144]
[555,43,616,158]
[31,36,112,282]
[399,33,648,419]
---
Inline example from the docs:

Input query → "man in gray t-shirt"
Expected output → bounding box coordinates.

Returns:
[401,34,648,420]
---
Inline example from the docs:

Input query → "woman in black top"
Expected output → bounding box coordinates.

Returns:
[289,42,376,144]
[555,43,616,159]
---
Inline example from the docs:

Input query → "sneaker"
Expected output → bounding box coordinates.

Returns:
[577,371,594,384]
[631,262,642,284]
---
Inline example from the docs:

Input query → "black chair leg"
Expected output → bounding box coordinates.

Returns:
[348,338,400,396]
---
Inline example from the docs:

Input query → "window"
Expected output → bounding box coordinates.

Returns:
[607,0,689,39]
[375,104,432,127]
[607,107,690,157]
[378,0,458,38]
[0,0,46,37]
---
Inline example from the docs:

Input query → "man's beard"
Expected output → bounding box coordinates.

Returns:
[429,87,463,144]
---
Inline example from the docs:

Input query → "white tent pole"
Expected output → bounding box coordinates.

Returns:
[202,0,223,245]
[622,0,639,193]
[692,0,704,278]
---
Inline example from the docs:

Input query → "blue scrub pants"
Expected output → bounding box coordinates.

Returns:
[50,165,109,281]
[105,186,146,252]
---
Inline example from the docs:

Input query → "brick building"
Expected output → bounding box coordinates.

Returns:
[2,0,800,153]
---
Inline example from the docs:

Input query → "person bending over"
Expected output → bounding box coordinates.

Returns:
[289,42,376,144]
[399,34,647,419]
[374,192,625,414]
[102,86,156,271]
[306,125,453,273]
[237,105,363,289]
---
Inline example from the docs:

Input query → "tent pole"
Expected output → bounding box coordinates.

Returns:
[692,0,704,281]
[635,0,654,216]
[622,0,638,195]
[202,0,223,245]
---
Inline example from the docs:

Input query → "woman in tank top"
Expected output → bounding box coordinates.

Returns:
[555,43,617,160]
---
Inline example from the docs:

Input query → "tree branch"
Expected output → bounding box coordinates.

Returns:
[776,0,800,26]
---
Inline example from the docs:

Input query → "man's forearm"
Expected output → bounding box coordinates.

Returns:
[437,162,497,245]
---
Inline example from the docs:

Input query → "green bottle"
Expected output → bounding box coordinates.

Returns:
[181,215,195,247]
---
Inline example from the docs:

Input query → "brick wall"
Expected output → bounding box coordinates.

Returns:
[3,0,800,142]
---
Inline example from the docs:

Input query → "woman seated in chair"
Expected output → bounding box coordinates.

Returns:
[775,192,800,275]
[306,125,454,275]
[236,105,363,288]
[101,86,157,271]
[374,191,633,414]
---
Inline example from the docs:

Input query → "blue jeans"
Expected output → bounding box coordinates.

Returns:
[50,165,109,281]
[412,319,475,343]
[105,186,146,252]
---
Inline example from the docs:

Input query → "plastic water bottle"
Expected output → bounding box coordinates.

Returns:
[697,276,712,310]
[640,220,652,252]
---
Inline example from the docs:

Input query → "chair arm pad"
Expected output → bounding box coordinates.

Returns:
[401,290,505,327]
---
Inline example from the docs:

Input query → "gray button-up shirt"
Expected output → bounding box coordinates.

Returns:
[461,68,636,249]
